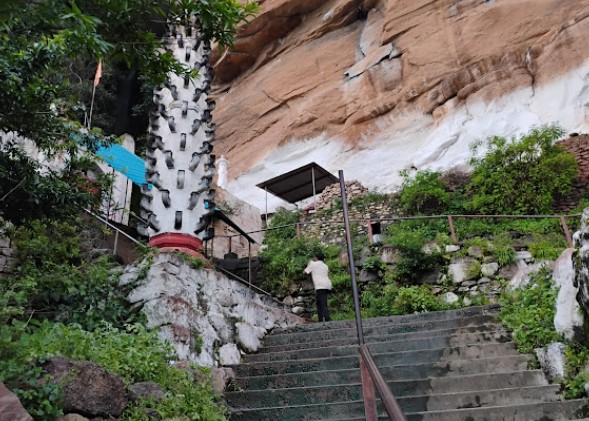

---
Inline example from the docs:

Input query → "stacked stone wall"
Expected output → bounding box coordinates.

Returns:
[301,181,401,246]
[556,134,589,212]
[0,235,15,278]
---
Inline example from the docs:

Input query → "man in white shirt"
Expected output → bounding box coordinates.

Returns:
[304,252,333,322]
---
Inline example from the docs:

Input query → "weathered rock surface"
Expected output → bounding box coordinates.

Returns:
[553,248,584,340]
[129,382,165,403]
[574,208,589,325]
[121,252,303,366]
[211,0,589,212]
[43,357,127,418]
[0,383,32,421]
[536,342,567,381]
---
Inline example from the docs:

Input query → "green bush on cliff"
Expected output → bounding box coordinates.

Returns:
[398,170,449,215]
[2,219,143,331]
[499,268,560,353]
[466,125,577,214]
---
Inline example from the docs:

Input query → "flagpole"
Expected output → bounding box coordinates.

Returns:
[88,59,102,129]
[88,83,97,129]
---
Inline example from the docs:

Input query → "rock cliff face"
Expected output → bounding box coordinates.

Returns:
[211,0,589,211]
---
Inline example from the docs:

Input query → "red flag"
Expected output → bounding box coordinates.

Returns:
[93,59,102,87]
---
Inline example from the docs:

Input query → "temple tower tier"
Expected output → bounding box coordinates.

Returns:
[139,22,216,256]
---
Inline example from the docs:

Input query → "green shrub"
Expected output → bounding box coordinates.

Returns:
[564,343,589,398]
[3,219,143,331]
[392,285,454,314]
[528,234,567,261]
[499,268,560,353]
[467,260,482,279]
[384,223,442,283]
[362,255,386,273]
[466,125,577,214]
[0,321,226,420]
[398,170,449,215]
[361,284,453,317]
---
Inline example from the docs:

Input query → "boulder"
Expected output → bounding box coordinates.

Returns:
[467,246,483,258]
[219,343,241,366]
[535,342,566,381]
[441,292,459,304]
[211,367,235,393]
[359,268,379,283]
[43,357,127,418]
[448,257,478,284]
[236,322,266,353]
[57,415,89,421]
[553,248,584,340]
[121,253,303,366]
[129,382,165,403]
[0,382,33,421]
[481,262,499,277]
[445,245,461,253]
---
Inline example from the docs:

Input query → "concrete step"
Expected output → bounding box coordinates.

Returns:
[226,370,549,409]
[260,323,508,354]
[227,306,584,421]
[271,305,500,335]
[247,329,511,363]
[232,342,521,377]
[231,396,587,421]
[234,354,532,390]
[264,314,499,347]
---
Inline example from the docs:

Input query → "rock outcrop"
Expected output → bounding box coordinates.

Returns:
[211,0,589,212]
[0,383,32,421]
[43,357,127,418]
[120,252,303,366]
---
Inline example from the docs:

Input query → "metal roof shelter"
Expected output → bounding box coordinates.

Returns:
[256,163,339,217]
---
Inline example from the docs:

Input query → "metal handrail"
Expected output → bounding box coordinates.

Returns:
[294,212,579,248]
[84,208,145,247]
[359,345,407,420]
[211,263,280,301]
[339,170,405,421]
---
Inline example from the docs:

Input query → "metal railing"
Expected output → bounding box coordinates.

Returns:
[294,213,579,248]
[84,208,146,254]
[339,171,407,421]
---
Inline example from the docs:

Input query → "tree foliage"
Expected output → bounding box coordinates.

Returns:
[0,0,258,149]
[466,125,577,214]
[0,0,258,223]
[398,170,449,215]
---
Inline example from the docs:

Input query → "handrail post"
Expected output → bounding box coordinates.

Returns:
[448,215,457,243]
[248,241,252,287]
[360,357,378,421]
[339,170,365,345]
[560,216,573,247]
[113,230,120,257]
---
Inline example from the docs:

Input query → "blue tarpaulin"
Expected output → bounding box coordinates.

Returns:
[96,144,149,188]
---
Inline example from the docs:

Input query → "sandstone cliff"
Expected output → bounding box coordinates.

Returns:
[211,0,589,211]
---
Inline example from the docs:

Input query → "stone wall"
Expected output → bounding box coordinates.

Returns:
[301,181,401,246]
[120,252,303,366]
[556,134,589,213]
[0,234,15,278]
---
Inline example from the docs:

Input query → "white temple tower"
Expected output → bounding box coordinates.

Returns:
[140,20,216,256]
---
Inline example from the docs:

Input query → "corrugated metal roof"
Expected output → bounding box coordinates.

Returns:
[256,162,339,203]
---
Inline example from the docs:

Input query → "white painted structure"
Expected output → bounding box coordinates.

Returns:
[140,21,217,248]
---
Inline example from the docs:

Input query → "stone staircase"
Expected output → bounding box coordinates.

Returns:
[225,305,589,420]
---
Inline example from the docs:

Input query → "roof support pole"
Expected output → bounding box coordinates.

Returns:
[265,186,268,226]
[312,166,317,208]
